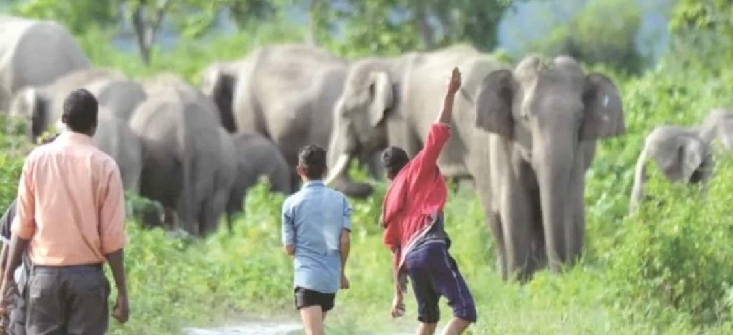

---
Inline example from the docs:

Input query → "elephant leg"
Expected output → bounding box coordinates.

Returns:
[527,197,547,274]
[489,212,507,281]
[564,148,591,266]
[500,165,538,283]
[566,172,586,267]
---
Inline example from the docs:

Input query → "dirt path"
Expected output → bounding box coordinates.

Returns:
[182,321,302,335]
[182,322,414,335]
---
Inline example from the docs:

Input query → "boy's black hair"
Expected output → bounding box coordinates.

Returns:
[61,89,98,133]
[298,144,328,180]
[381,146,410,178]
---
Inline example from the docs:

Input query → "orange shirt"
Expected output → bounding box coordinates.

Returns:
[11,131,127,266]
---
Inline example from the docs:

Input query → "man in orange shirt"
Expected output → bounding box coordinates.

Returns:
[0,89,129,335]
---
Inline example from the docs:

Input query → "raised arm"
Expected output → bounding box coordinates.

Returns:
[413,67,462,170]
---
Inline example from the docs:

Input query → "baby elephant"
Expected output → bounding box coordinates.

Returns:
[226,133,292,231]
[629,125,713,215]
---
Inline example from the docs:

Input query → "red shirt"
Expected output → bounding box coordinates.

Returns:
[381,123,450,274]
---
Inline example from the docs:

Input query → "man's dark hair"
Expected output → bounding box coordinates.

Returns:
[381,146,410,178]
[298,144,328,180]
[61,88,98,133]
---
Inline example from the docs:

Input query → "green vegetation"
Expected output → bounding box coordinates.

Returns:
[2,0,733,334]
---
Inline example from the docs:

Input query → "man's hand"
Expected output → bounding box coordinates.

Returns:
[112,292,129,324]
[390,292,405,318]
[340,273,350,289]
[447,67,462,95]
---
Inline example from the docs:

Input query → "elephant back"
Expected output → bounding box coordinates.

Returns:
[47,68,126,123]
[0,16,92,94]
[143,73,221,125]
[86,79,148,121]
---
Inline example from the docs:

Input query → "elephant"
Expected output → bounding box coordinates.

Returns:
[129,95,231,237]
[204,44,376,198]
[84,79,148,121]
[0,15,91,111]
[700,108,733,151]
[473,55,625,282]
[143,72,221,125]
[226,132,292,230]
[199,60,242,132]
[326,50,626,282]
[629,125,713,215]
[324,44,493,193]
[8,67,125,140]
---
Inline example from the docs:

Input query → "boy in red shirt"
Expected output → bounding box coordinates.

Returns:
[380,68,476,335]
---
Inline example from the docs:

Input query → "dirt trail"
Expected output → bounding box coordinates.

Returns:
[182,321,302,335]
[182,322,414,335]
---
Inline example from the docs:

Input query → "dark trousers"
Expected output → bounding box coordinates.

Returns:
[26,264,110,335]
[7,288,27,335]
[405,240,477,324]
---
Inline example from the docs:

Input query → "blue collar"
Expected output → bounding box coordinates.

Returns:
[303,180,324,188]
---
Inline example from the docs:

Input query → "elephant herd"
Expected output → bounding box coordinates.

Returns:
[2,15,729,282]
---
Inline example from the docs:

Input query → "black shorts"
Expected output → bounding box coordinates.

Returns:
[293,287,336,312]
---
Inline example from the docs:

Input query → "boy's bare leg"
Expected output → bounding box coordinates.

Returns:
[416,322,438,335]
[440,317,471,335]
[300,306,326,335]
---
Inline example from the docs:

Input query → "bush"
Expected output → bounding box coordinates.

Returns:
[605,154,733,327]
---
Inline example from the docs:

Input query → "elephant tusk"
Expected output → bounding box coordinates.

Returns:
[325,154,351,186]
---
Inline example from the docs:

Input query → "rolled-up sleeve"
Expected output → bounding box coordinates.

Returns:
[12,157,37,239]
[342,196,352,232]
[281,198,295,247]
[99,163,127,255]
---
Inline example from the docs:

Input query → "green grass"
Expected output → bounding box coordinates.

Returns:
[2,23,733,335]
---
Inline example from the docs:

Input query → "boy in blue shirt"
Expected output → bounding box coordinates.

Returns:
[282,144,352,335]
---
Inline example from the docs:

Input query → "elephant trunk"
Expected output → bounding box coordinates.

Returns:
[324,112,374,198]
[534,134,576,274]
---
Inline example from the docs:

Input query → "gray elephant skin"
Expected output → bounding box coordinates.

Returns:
[629,125,713,215]
[201,44,375,198]
[129,91,233,237]
[226,132,292,230]
[700,108,733,151]
[8,67,126,140]
[145,72,222,126]
[0,15,91,111]
[200,60,242,132]
[91,108,144,193]
[84,78,148,121]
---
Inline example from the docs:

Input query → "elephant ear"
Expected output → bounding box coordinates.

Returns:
[580,73,625,141]
[368,71,394,128]
[474,69,515,139]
